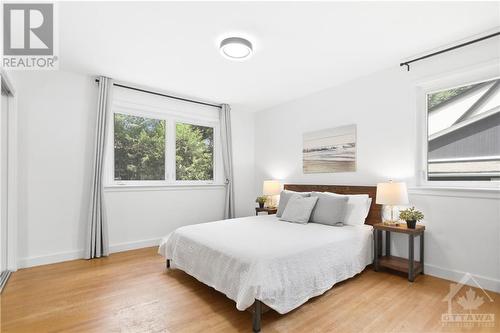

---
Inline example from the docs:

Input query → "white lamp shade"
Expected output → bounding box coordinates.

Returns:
[376,182,409,205]
[263,180,282,196]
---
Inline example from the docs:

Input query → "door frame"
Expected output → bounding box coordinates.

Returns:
[1,69,18,272]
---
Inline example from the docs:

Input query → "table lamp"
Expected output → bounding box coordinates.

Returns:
[263,180,282,208]
[376,181,409,224]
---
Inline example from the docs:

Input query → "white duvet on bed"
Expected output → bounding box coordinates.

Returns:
[158,215,373,314]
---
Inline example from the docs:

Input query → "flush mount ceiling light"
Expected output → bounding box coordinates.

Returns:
[219,37,253,60]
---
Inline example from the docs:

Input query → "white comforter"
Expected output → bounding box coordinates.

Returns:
[158,215,373,314]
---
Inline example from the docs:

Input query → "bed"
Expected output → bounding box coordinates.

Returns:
[158,184,381,332]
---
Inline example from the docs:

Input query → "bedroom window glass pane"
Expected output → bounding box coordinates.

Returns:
[427,78,500,181]
[114,113,166,181]
[176,123,214,181]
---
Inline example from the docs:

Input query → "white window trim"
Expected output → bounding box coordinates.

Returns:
[104,98,223,189]
[415,60,500,191]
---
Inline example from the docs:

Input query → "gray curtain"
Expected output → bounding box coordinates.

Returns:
[220,104,235,219]
[85,76,113,259]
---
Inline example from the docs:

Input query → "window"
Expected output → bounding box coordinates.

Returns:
[426,77,500,182]
[114,113,166,181]
[176,123,214,181]
[106,86,222,187]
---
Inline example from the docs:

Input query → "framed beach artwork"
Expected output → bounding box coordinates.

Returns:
[303,124,357,173]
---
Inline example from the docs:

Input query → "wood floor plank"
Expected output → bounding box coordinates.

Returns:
[1,247,499,332]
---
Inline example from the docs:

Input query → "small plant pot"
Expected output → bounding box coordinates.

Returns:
[258,203,265,208]
[406,220,417,229]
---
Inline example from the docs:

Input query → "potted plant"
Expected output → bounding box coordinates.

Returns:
[399,207,424,229]
[255,196,267,208]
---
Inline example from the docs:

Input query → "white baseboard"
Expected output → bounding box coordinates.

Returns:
[17,238,161,269]
[17,249,85,269]
[425,263,500,293]
[109,238,161,253]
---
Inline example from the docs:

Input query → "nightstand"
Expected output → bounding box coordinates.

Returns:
[373,223,425,282]
[255,207,277,216]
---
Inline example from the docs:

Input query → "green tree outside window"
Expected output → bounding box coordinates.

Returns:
[114,113,166,180]
[176,123,214,181]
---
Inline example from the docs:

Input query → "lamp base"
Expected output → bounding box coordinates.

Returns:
[266,195,278,209]
[381,205,401,226]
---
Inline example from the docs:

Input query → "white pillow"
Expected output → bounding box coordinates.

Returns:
[280,195,318,224]
[324,192,371,225]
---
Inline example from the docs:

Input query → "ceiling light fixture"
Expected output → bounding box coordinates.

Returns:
[219,37,253,60]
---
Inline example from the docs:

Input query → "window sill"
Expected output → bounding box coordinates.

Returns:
[104,183,226,192]
[408,186,500,200]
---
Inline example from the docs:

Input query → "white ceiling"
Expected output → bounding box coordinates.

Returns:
[59,2,500,112]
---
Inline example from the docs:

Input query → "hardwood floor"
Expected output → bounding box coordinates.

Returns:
[2,247,499,333]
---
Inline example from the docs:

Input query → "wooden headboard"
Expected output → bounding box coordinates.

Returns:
[283,184,381,225]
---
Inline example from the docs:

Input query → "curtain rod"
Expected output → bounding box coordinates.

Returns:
[400,31,500,71]
[94,78,222,109]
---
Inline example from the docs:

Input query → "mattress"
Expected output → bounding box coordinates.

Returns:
[158,214,373,314]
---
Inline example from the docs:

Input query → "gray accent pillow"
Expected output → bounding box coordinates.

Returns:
[276,190,310,217]
[309,192,349,226]
[280,195,318,224]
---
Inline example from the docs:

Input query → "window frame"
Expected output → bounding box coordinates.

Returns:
[105,100,222,188]
[416,61,500,190]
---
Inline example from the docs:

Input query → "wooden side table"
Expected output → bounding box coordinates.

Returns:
[255,207,277,216]
[373,223,425,282]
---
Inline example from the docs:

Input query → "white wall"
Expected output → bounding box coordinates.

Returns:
[254,39,500,292]
[12,71,96,267]
[10,70,255,268]
[105,187,225,252]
